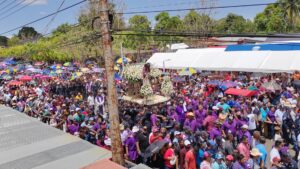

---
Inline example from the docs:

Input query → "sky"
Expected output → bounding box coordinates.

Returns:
[0,0,276,37]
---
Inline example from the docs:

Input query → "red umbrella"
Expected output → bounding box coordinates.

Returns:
[225,88,257,97]
[19,75,32,81]
[8,80,23,86]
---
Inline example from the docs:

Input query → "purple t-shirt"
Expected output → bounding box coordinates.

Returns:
[209,127,222,140]
[267,111,276,122]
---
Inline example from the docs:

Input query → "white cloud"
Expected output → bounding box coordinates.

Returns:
[23,0,48,5]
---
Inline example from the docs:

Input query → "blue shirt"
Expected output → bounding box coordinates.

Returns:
[256,143,267,167]
[260,108,269,122]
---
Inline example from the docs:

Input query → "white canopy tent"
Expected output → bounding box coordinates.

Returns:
[147,47,300,73]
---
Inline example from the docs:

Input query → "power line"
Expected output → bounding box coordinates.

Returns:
[43,0,66,34]
[0,0,28,18]
[0,0,39,21]
[0,0,88,36]
[118,2,278,15]
[0,0,17,12]
[0,0,9,7]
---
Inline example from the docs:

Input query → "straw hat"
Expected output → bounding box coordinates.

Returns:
[119,124,125,131]
[219,113,227,120]
[241,124,249,129]
[186,112,195,117]
[250,148,262,157]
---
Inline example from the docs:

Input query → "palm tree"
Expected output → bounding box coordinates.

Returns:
[280,0,300,31]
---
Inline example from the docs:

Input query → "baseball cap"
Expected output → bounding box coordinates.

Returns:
[226,155,234,161]
[184,140,191,146]
[174,131,181,135]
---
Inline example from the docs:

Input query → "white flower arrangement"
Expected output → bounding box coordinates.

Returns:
[140,81,153,97]
[161,76,174,96]
[149,68,162,78]
[122,65,143,81]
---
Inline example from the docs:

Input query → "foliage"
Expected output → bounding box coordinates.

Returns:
[0,36,8,47]
[140,80,153,97]
[254,4,287,33]
[183,10,216,34]
[122,64,143,81]
[17,27,41,41]
[161,76,174,96]
[215,13,254,33]
[279,0,300,31]
[123,15,152,49]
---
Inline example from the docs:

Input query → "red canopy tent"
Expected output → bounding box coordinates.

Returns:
[225,88,257,97]
[8,80,23,86]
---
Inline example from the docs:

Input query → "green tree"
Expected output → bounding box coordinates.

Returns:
[7,36,20,47]
[280,0,300,31]
[216,13,251,33]
[254,4,287,32]
[52,23,73,35]
[123,15,152,50]
[0,36,8,47]
[154,12,183,48]
[17,27,40,40]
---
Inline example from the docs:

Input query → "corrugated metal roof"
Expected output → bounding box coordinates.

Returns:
[0,106,111,169]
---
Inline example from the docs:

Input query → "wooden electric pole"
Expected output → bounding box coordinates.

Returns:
[99,0,124,165]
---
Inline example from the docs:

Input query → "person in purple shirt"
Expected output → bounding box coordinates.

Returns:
[267,106,279,139]
[222,115,237,136]
[68,120,79,135]
[238,124,252,146]
[195,105,206,124]
[150,111,159,127]
[176,101,186,125]
[232,153,250,169]
[184,112,198,132]
[209,121,222,140]
[125,133,139,162]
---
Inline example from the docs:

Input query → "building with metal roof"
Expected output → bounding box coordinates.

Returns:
[0,106,111,169]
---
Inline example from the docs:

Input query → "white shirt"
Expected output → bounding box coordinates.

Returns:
[275,109,284,124]
[87,96,95,106]
[247,113,256,130]
[270,148,280,164]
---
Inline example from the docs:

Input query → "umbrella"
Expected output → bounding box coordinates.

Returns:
[219,81,237,90]
[34,62,44,66]
[114,73,122,80]
[143,140,168,159]
[63,62,71,67]
[1,75,12,80]
[5,68,17,74]
[33,74,43,78]
[225,88,257,97]
[8,80,23,86]
[207,80,221,86]
[262,81,282,92]
[92,67,102,73]
[19,75,32,81]
[56,69,63,74]
[173,76,185,83]
[248,86,259,91]
[116,57,131,64]
[41,75,51,79]
[86,60,94,65]
[179,68,196,76]
[80,67,90,73]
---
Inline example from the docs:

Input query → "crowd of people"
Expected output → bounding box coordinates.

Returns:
[1,61,300,169]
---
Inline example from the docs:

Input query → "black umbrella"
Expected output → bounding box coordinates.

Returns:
[143,140,168,159]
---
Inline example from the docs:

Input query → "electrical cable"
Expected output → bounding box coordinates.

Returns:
[0,0,9,7]
[118,2,279,15]
[0,0,17,12]
[0,0,28,17]
[43,0,66,34]
[0,0,39,21]
[0,0,88,36]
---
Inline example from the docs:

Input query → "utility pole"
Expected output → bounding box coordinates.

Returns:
[99,0,124,165]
